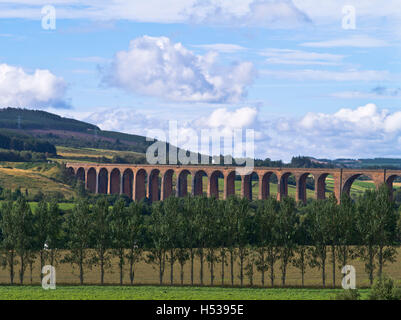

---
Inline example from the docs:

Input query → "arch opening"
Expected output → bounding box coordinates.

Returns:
[209,171,224,199]
[76,167,85,182]
[98,168,109,194]
[148,169,161,202]
[342,174,374,199]
[193,170,208,196]
[176,170,191,197]
[87,168,97,193]
[162,170,175,200]
[135,169,148,201]
[122,169,134,199]
[110,168,121,195]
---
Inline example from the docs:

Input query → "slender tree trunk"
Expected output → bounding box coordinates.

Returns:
[190,249,194,286]
[199,248,204,286]
[239,254,244,287]
[30,260,33,284]
[170,249,174,285]
[378,245,383,278]
[19,255,25,284]
[322,257,326,288]
[119,249,124,285]
[369,245,374,285]
[130,255,134,285]
[221,250,225,286]
[100,250,105,285]
[281,259,287,287]
[50,249,55,267]
[210,261,214,286]
[230,250,234,286]
[331,245,336,288]
[270,263,274,287]
[180,263,184,285]
[40,250,44,280]
[79,249,84,285]
[260,251,265,287]
[9,250,15,285]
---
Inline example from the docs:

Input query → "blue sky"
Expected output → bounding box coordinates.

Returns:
[0,0,400,161]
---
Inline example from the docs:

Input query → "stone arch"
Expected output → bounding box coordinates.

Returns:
[176,169,191,197]
[278,172,294,201]
[260,171,278,200]
[148,169,161,202]
[162,169,175,200]
[241,172,259,200]
[209,170,224,199]
[342,173,374,198]
[193,170,208,196]
[225,171,236,199]
[386,174,401,199]
[76,167,85,182]
[315,173,331,200]
[67,167,75,175]
[297,172,313,204]
[135,169,147,201]
[98,168,109,194]
[122,169,134,199]
[110,168,121,195]
[87,167,97,193]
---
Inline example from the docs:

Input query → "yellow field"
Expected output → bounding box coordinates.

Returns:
[2,248,401,288]
[0,165,75,198]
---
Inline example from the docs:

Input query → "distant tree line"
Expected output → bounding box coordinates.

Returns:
[0,132,56,154]
[0,185,399,287]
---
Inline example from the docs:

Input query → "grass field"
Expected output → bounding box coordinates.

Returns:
[0,163,75,199]
[0,285,370,300]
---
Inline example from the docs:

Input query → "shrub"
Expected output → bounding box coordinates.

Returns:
[369,274,401,300]
[335,289,361,300]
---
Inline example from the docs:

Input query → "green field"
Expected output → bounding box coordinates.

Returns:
[0,285,370,300]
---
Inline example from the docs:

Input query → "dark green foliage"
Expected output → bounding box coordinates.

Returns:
[368,274,401,300]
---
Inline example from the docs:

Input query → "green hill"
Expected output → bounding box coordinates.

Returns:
[0,108,153,156]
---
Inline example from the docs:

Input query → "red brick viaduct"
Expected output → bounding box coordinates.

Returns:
[66,163,401,203]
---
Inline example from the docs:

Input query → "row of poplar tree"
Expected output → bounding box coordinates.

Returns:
[0,184,399,288]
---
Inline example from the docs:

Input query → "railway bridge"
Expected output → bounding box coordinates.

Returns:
[66,163,401,203]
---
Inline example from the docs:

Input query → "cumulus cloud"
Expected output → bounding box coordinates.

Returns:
[0,63,69,108]
[77,103,401,162]
[102,36,255,103]
[264,103,401,161]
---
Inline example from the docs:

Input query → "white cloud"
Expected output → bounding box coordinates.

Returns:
[0,63,68,108]
[261,69,390,81]
[74,103,401,161]
[261,48,344,66]
[192,43,247,53]
[102,36,255,103]
[258,103,401,161]
[301,36,389,48]
[0,0,400,31]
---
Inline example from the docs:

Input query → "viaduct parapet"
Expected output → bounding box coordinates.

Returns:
[66,163,401,203]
